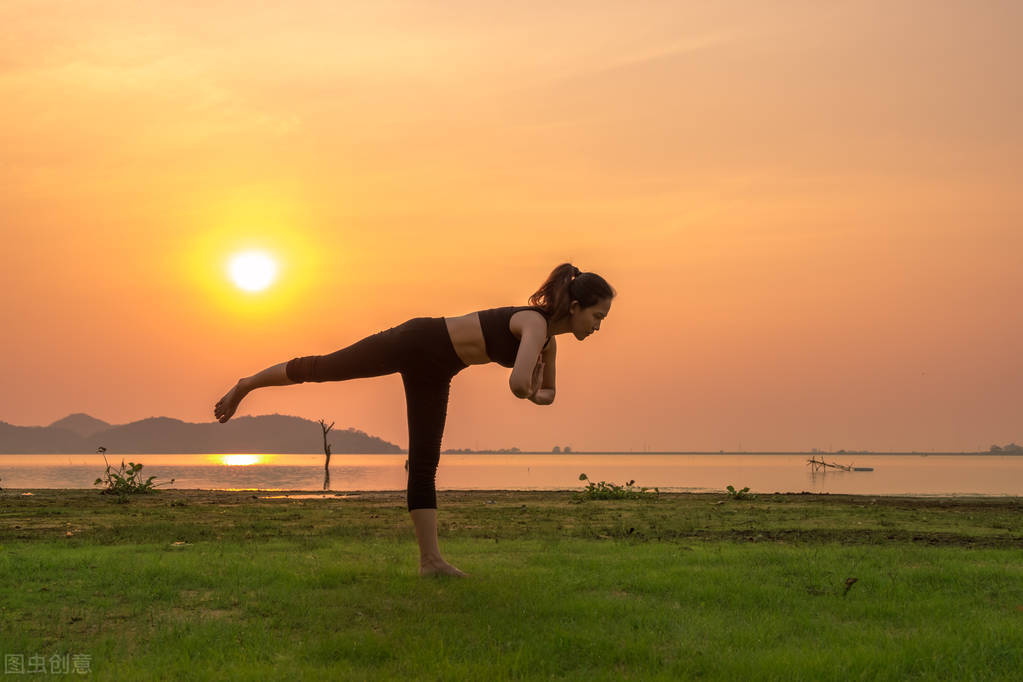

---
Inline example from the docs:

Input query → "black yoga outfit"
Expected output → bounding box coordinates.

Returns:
[284,307,550,511]
[477,306,552,367]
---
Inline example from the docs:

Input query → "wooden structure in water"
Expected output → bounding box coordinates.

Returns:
[807,456,874,472]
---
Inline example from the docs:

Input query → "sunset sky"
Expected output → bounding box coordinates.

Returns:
[3,1,1020,453]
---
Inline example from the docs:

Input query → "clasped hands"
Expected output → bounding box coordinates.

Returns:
[527,357,545,400]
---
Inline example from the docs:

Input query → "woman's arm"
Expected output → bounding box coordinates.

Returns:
[528,337,556,405]
[509,315,550,399]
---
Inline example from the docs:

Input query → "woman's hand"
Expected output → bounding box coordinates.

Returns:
[527,358,545,398]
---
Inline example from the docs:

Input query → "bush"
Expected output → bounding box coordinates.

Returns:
[94,455,174,502]
[574,473,658,501]
[725,484,755,500]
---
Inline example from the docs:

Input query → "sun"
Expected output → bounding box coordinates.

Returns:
[227,250,278,292]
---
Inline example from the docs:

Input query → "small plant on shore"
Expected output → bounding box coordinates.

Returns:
[94,455,174,502]
[574,473,657,501]
[726,484,755,500]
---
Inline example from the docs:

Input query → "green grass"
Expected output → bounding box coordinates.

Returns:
[2,489,1022,680]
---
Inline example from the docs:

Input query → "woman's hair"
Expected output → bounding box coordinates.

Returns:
[528,263,616,321]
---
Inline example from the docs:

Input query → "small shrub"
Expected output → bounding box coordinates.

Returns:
[94,455,174,502]
[574,473,658,501]
[725,484,755,500]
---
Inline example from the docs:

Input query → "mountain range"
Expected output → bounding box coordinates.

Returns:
[0,413,403,454]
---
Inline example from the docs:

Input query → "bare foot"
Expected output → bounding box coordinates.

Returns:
[420,559,469,577]
[214,382,249,423]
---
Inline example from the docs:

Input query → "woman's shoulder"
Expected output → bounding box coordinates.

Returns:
[514,305,550,319]
[477,305,550,319]
[508,306,551,340]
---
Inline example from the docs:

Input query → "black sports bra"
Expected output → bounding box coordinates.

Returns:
[475,306,551,368]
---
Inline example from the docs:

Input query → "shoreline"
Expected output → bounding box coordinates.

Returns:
[4,488,1022,501]
[4,451,1022,456]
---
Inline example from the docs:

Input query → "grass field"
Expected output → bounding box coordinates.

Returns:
[2,488,1021,680]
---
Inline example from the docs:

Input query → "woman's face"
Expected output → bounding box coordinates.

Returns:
[570,297,612,340]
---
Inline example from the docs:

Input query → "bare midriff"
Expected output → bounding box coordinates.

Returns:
[445,309,549,367]
[444,312,490,366]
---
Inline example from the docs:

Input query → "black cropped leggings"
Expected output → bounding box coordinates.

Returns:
[285,317,468,511]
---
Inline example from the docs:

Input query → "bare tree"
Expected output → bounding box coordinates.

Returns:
[319,420,334,491]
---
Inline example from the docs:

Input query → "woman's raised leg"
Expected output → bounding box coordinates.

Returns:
[214,362,294,423]
[214,325,405,424]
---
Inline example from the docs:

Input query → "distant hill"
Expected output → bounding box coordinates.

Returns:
[0,413,402,454]
[0,422,84,454]
[49,413,111,438]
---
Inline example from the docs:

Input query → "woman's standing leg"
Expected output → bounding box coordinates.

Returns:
[403,373,467,577]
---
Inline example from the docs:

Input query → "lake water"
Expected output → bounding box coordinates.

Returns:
[1,453,1021,497]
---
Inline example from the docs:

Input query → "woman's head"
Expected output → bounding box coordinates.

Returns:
[529,263,616,340]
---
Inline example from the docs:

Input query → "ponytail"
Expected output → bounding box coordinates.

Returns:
[528,263,615,321]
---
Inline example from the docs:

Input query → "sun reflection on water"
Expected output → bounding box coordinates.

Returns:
[211,454,274,466]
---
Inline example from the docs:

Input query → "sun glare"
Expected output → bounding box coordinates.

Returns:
[181,196,339,318]
[228,251,278,292]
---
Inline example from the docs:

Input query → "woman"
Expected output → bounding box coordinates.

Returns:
[213,263,615,576]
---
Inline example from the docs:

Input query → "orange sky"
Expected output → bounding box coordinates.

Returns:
[2,1,1020,452]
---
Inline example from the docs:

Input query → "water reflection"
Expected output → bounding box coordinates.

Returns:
[211,454,275,466]
[0,453,1020,496]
